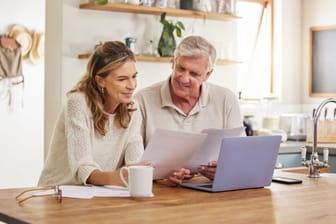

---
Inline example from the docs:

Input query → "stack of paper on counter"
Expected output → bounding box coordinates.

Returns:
[141,127,245,179]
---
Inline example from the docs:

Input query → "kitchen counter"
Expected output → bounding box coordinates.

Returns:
[279,141,306,154]
[1,171,336,224]
[305,143,336,155]
[279,141,336,155]
[278,141,336,172]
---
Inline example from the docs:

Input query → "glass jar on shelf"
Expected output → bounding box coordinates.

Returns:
[141,39,158,56]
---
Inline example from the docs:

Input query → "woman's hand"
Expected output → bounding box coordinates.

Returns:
[127,160,152,167]
[198,160,217,180]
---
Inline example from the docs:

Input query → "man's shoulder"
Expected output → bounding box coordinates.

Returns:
[135,81,164,98]
[206,82,236,96]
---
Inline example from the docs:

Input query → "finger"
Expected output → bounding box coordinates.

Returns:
[198,167,215,180]
[175,168,189,177]
[208,160,217,167]
[199,166,216,173]
[140,160,152,166]
[156,178,179,187]
[127,160,152,167]
[183,173,195,180]
[199,171,214,180]
[167,176,182,185]
[181,168,191,175]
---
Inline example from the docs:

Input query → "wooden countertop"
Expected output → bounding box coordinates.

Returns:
[0,170,336,224]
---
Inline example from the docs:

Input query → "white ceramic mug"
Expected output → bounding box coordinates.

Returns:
[119,165,154,198]
[127,0,144,5]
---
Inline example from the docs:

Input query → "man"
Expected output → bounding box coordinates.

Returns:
[135,35,243,182]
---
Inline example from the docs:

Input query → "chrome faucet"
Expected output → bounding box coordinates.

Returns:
[301,98,336,177]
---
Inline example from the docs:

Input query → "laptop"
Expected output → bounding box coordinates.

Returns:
[181,135,281,192]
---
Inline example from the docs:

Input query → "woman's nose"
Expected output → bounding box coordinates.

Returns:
[127,78,137,89]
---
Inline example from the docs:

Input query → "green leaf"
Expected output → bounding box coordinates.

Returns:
[176,21,185,30]
[175,27,182,37]
[159,12,185,39]
[160,12,167,23]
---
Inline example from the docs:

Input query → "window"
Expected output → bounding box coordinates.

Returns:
[236,0,273,100]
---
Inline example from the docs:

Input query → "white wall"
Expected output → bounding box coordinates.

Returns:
[46,0,240,147]
[0,0,45,188]
[63,0,239,97]
[2,0,335,188]
[302,0,336,106]
[276,0,302,104]
[46,0,334,158]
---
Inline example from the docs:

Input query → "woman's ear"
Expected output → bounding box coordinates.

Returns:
[95,75,104,88]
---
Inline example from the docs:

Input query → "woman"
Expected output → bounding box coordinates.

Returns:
[38,41,147,186]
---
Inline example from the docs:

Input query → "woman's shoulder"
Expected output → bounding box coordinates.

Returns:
[66,92,89,113]
[67,92,86,102]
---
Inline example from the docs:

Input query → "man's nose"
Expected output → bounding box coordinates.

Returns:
[180,72,190,83]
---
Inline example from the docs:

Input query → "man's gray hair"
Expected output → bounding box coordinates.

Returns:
[174,35,217,71]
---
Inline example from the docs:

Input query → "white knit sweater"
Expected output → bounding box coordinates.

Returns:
[38,92,144,186]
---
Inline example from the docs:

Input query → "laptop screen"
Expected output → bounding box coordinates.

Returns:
[181,135,281,192]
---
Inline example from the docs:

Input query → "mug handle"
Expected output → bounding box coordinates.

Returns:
[119,166,129,187]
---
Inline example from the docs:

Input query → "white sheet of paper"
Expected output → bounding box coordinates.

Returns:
[60,185,94,199]
[93,185,130,197]
[141,129,208,179]
[33,185,131,199]
[184,127,245,171]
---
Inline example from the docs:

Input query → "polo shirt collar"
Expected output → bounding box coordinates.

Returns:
[160,76,210,109]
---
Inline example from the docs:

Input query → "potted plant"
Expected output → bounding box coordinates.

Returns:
[94,0,108,4]
[158,12,185,57]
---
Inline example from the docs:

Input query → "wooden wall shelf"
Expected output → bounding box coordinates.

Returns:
[77,53,241,65]
[79,3,241,21]
[78,3,242,65]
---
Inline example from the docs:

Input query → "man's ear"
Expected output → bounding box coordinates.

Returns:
[204,69,213,81]
[171,59,175,70]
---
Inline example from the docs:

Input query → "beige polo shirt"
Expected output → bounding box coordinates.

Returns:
[135,77,243,146]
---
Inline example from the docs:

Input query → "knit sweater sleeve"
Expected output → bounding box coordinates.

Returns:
[64,93,101,184]
[123,108,145,165]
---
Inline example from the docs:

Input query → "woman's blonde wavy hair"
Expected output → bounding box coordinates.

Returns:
[68,41,136,136]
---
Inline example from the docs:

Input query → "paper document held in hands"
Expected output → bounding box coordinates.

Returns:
[141,127,245,179]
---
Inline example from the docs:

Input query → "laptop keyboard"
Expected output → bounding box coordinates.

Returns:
[198,184,213,188]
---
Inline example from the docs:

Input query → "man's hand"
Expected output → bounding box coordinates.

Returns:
[157,168,194,187]
[198,161,217,180]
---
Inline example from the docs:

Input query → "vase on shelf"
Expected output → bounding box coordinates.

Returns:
[158,26,176,57]
[157,12,184,57]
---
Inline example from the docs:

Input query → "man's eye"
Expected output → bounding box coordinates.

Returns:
[177,66,184,72]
